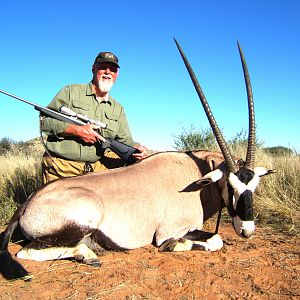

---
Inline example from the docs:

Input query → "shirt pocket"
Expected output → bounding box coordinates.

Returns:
[72,97,89,114]
[104,113,119,136]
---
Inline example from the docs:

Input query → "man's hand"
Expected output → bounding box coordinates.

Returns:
[132,144,149,160]
[63,124,106,144]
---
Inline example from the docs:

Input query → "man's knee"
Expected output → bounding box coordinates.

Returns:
[99,150,125,169]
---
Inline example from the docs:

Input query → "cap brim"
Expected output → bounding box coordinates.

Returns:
[94,58,120,68]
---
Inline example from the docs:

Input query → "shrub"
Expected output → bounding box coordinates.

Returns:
[263,146,295,156]
[173,126,218,151]
[0,137,15,155]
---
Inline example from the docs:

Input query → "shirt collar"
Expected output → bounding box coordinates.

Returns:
[101,94,109,103]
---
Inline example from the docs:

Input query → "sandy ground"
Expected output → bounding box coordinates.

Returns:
[0,225,299,300]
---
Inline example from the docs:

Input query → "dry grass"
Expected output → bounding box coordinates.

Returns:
[254,151,300,233]
[0,147,43,224]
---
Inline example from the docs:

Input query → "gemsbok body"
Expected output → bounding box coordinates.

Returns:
[0,39,274,280]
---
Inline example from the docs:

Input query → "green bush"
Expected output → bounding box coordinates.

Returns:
[263,146,295,156]
[0,137,15,155]
[173,126,218,151]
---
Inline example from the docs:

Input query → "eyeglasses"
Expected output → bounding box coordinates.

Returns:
[95,63,118,73]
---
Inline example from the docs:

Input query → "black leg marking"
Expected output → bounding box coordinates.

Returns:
[34,223,94,247]
[92,230,129,251]
[191,244,207,251]
[183,230,214,241]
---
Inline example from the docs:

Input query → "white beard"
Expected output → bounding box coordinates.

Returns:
[98,79,113,93]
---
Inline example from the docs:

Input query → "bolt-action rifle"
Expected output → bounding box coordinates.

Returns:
[0,89,139,164]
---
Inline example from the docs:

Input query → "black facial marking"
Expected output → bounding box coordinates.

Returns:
[235,189,253,221]
[235,167,255,184]
[235,168,254,221]
[226,168,255,220]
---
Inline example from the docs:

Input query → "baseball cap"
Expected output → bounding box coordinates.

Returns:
[94,52,120,68]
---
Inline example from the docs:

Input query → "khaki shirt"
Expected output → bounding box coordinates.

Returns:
[42,83,137,162]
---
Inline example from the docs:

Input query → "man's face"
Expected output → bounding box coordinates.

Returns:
[93,63,119,93]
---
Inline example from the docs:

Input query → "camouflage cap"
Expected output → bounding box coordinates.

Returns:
[94,52,120,68]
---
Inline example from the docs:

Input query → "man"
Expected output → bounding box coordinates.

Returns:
[41,51,148,183]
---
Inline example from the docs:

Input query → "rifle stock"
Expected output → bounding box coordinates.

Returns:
[102,138,139,164]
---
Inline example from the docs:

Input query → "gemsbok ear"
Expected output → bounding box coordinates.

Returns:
[196,178,214,188]
[179,169,224,192]
[197,169,224,186]
[254,167,277,177]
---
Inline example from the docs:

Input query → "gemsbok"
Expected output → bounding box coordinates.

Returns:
[0,39,275,280]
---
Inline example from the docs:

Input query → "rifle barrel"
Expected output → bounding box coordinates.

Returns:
[0,88,84,126]
[0,89,42,108]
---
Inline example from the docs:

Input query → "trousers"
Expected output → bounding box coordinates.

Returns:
[42,150,125,184]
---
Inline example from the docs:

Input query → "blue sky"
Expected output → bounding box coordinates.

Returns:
[0,0,299,152]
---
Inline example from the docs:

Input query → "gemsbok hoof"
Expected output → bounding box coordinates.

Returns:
[159,238,178,252]
[82,258,102,268]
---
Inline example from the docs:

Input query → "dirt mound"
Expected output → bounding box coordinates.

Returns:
[0,225,299,299]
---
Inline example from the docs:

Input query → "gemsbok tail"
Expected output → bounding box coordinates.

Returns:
[0,201,31,280]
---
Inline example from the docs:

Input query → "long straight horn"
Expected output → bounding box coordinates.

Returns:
[174,38,238,173]
[237,42,255,170]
